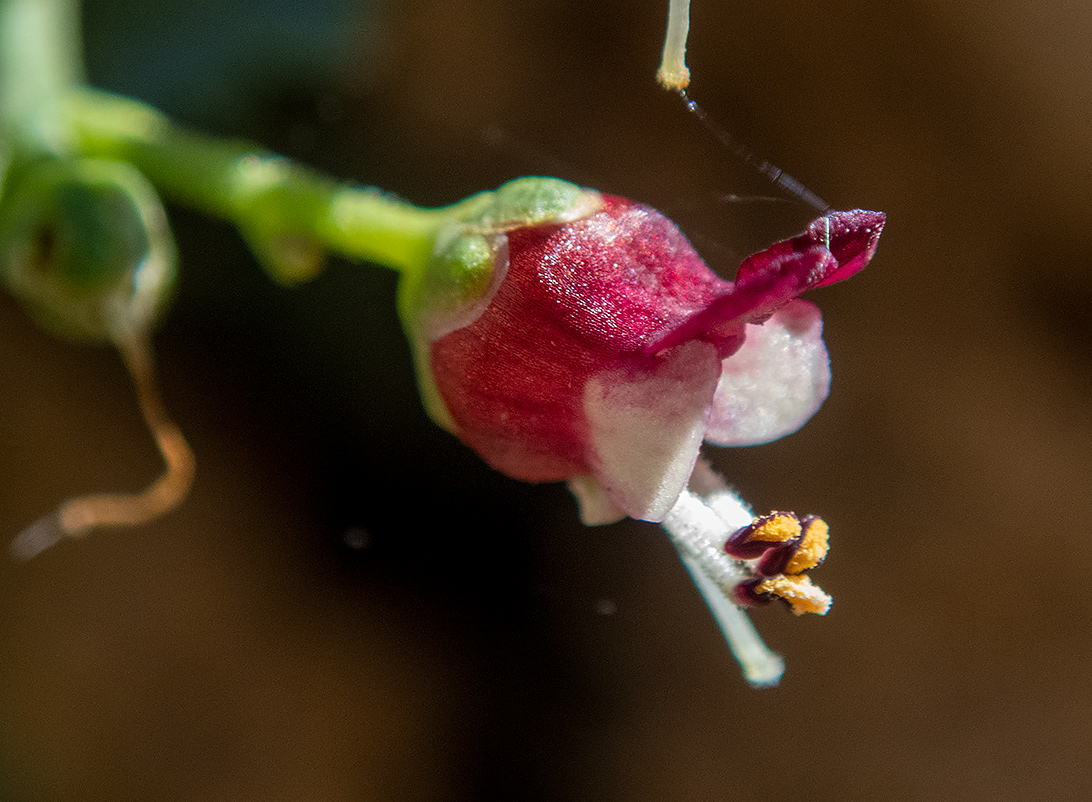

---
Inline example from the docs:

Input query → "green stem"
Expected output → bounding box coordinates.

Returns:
[62,87,452,280]
[0,0,83,161]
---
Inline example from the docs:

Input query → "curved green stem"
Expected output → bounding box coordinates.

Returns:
[0,0,83,163]
[62,87,452,281]
[0,0,453,282]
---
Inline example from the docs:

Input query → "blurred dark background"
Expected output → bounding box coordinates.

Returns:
[2,0,1090,799]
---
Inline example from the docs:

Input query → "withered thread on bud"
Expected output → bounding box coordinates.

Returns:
[9,333,194,560]
[675,89,830,214]
[654,0,830,212]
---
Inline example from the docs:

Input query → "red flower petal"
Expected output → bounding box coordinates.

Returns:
[737,209,886,289]
[528,196,732,354]
[423,190,885,524]
[645,209,884,357]
[429,197,734,484]
[644,248,835,357]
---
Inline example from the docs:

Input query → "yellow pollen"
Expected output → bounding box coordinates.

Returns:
[755,574,832,616]
[748,513,801,543]
[785,518,830,574]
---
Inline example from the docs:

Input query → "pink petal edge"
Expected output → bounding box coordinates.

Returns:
[646,209,885,357]
[739,209,886,289]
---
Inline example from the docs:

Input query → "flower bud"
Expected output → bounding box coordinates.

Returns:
[0,157,176,342]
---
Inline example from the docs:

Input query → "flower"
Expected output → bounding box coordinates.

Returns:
[401,178,884,526]
[399,177,884,685]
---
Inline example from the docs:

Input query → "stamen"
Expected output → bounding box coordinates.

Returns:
[725,512,801,561]
[754,574,832,616]
[785,516,829,574]
[742,513,801,543]
[687,458,753,528]
[659,460,835,683]
[726,512,832,615]
[663,490,750,595]
[662,486,785,688]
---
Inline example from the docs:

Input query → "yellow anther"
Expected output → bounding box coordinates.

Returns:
[755,574,832,616]
[785,517,830,574]
[748,513,801,543]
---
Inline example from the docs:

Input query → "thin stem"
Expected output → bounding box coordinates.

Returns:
[677,90,830,213]
[657,0,691,90]
[60,88,452,280]
[0,0,83,161]
[60,331,195,532]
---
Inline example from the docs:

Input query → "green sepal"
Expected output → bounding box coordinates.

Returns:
[0,156,177,342]
[235,159,328,285]
[467,176,601,232]
[397,177,601,431]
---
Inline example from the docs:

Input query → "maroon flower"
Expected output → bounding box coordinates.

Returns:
[402,178,883,526]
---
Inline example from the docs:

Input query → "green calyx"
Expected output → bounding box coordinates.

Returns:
[398,176,602,431]
[459,175,603,232]
[0,156,176,342]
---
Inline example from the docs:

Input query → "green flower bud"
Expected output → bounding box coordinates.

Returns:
[0,157,176,342]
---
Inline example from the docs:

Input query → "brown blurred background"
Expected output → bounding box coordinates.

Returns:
[1,0,1090,799]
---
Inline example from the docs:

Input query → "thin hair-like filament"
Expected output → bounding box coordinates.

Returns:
[10,334,194,560]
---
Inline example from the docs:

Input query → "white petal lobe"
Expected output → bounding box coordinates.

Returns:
[584,340,720,522]
[704,300,831,447]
